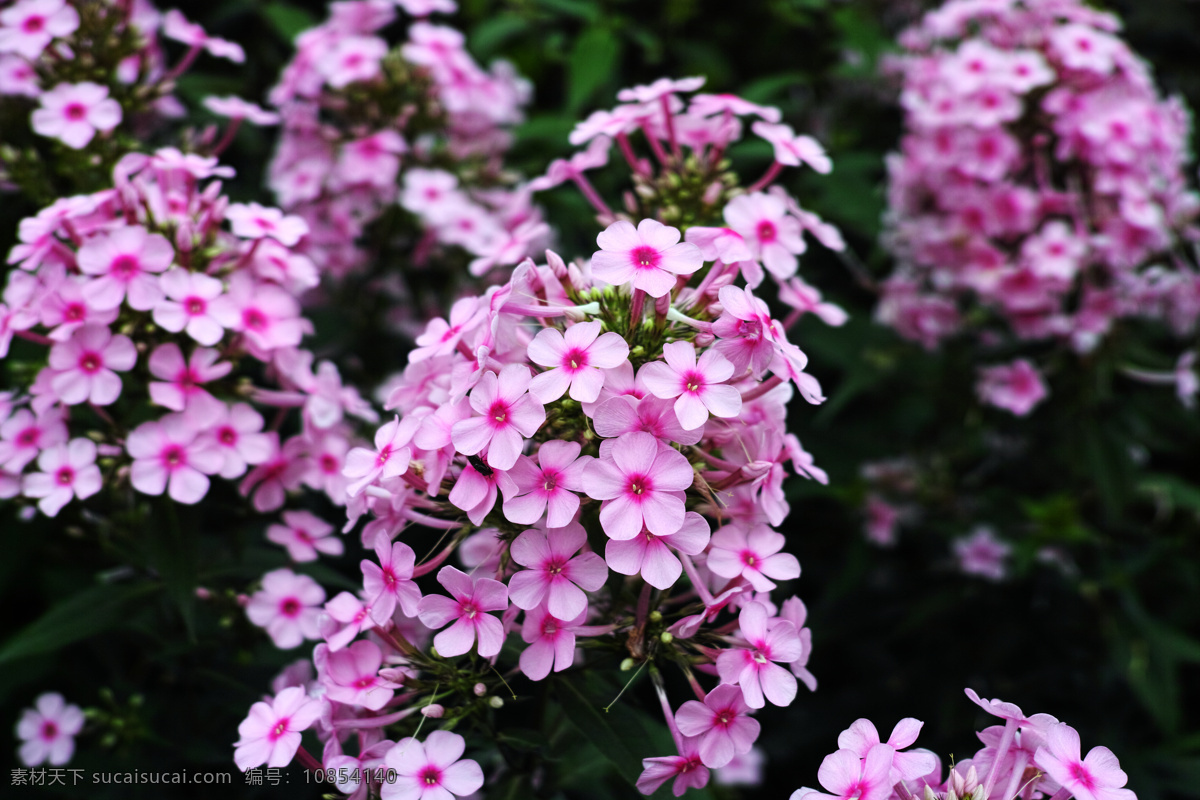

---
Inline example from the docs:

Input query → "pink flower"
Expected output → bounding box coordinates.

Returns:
[267,510,343,562]
[381,730,484,800]
[1034,722,1135,800]
[711,285,783,377]
[448,462,517,525]
[47,324,136,406]
[527,321,630,403]
[0,407,67,472]
[126,414,223,504]
[162,10,245,63]
[344,415,418,497]
[31,82,121,149]
[41,279,119,341]
[976,359,1047,416]
[585,431,695,539]
[591,219,703,298]
[793,744,896,800]
[321,592,375,653]
[605,511,710,590]
[502,440,589,527]
[716,601,802,709]
[226,203,309,247]
[639,341,742,430]
[953,526,1011,581]
[245,568,326,649]
[210,273,308,355]
[706,522,801,592]
[15,692,83,767]
[322,640,401,710]
[233,686,322,770]
[518,605,586,681]
[451,365,546,471]
[410,296,486,363]
[779,596,817,691]
[154,269,226,346]
[675,684,760,769]
[508,521,608,620]
[591,395,703,447]
[362,536,422,625]
[0,54,39,97]
[203,95,280,126]
[22,438,101,516]
[321,35,388,89]
[147,343,229,416]
[77,225,174,311]
[0,0,79,60]
[637,737,711,797]
[751,121,832,172]
[416,566,509,658]
[837,718,938,782]
[239,434,307,512]
[723,193,807,280]
[201,402,273,479]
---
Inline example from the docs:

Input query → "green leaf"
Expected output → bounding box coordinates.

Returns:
[535,0,601,22]
[260,1,317,42]
[553,673,650,788]
[470,15,529,59]
[568,27,620,112]
[0,581,159,666]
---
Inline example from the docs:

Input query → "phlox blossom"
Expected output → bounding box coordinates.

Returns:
[605,511,710,590]
[22,438,101,516]
[518,605,586,681]
[362,536,422,625]
[245,568,326,649]
[675,684,761,769]
[31,82,121,149]
[381,731,484,800]
[322,640,401,710]
[637,736,711,797]
[0,0,79,60]
[502,440,589,527]
[976,359,1047,416]
[716,601,802,709]
[1034,722,1136,800]
[592,219,703,298]
[507,521,608,620]
[126,414,222,504]
[527,321,630,403]
[791,744,896,800]
[416,566,509,658]
[77,225,173,311]
[47,324,136,406]
[585,431,695,540]
[451,365,545,472]
[15,692,83,767]
[723,193,807,280]
[640,341,741,431]
[233,686,322,771]
[266,510,343,562]
[154,269,226,346]
[706,522,801,592]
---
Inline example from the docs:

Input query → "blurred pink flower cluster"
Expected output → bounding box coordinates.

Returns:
[267,0,545,280]
[878,0,1200,358]
[793,688,1136,800]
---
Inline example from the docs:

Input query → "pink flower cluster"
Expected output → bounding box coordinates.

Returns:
[0,148,376,514]
[267,0,543,279]
[793,688,1137,800]
[0,1,247,151]
[878,0,1200,356]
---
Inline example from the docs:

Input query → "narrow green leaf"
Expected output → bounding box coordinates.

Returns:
[260,1,318,42]
[553,674,647,787]
[0,582,159,666]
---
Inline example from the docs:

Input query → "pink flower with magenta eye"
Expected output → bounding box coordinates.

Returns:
[266,510,343,562]
[15,692,84,767]
[586,431,694,540]
[362,536,422,625]
[527,320,630,403]
[233,686,322,771]
[0,0,80,60]
[344,414,418,497]
[22,438,101,517]
[605,511,710,590]
[592,395,703,446]
[639,341,742,431]
[976,359,1047,416]
[716,601,802,709]
[77,225,173,311]
[712,285,783,376]
[382,730,484,800]
[752,121,832,173]
[31,82,121,149]
[675,684,761,769]
[322,640,400,710]
[245,568,326,650]
[637,736,711,797]
[226,203,309,247]
[502,440,589,527]
[1034,722,1135,800]
[706,522,801,592]
[416,566,509,658]
[451,365,545,472]
[201,402,272,479]
[723,193,807,281]
[47,324,136,406]
[518,605,587,681]
[154,269,226,346]
[126,413,223,504]
[147,343,229,416]
[837,718,938,783]
[0,407,67,473]
[210,273,308,356]
[508,521,608,620]
[592,219,703,298]
[792,744,896,800]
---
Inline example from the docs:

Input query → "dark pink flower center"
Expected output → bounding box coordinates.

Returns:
[162,444,187,469]
[56,467,75,486]
[459,599,479,620]
[65,103,88,125]
[740,550,759,568]
[546,556,566,577]
[563,347,588,371]
[185,296,206,315]
[320,454,339,473]
[110,254,139,279]
[78,351,102,373]
[40,721,58,741]
[756,220,777,243]
[542,619,559,636]
[1068,763,1096,791]
[64,303,85,322]
[242,308,269,331]
[218,427,237,446]
[1075,36,1093,53]
[682,371,706,394]
[376,444,393,467]
[630,245,661,270]
[626,473,652,497]
[23,15,46,33]
[488,400,510,426]
[715,708,735,728]
[17,428,40,447]
[294,528,312,544]
[382,567,397,589]
[421,766,442,787]
[269,718,290,742]
[541,469,560,493]
[175,368,199,391]
[354,676,374,689]
[279,598,301,617]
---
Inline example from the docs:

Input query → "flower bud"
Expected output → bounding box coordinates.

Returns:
[421,704,445,718]
[619,658,636,672]
[488,696,504,709]
[473,683,487,696]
